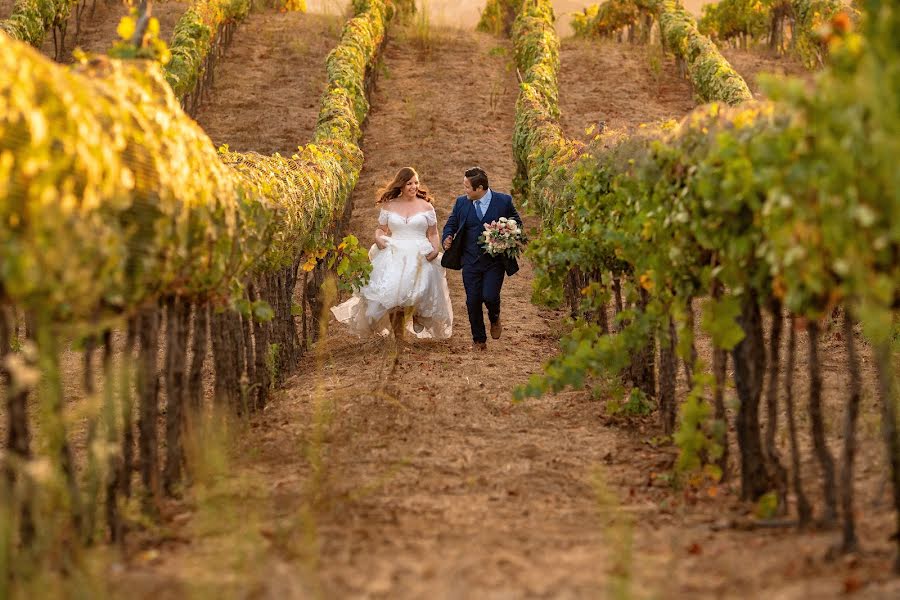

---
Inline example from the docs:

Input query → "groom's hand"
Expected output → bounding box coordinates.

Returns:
[442,235,453,250]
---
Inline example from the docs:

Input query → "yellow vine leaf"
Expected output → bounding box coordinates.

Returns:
[117,16,136,41]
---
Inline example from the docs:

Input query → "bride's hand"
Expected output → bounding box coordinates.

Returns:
[375,226,391,250]
[426,249,439,262]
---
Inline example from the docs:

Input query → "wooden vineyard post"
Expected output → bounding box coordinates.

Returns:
[875,338,900,572]
[164,296,191,495]
[838,310,863,553]
[764,299,788,511]
[731,290,771,501]
[784,318,812,527]
[137,304,161,515]
[807,320,838,524]
[119,318,138,499]
[187,303,209,415]
[658,316,677,435]
[1,303,35,544]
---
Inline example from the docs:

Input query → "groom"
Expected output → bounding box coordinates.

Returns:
[442,167,523,350]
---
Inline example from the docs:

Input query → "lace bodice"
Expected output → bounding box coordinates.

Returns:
[379,207,437,240]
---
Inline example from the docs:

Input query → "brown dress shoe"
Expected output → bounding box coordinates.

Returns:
[473,341,487,351]
[490,318,502,340]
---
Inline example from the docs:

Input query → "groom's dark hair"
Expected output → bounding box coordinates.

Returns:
[465,167,489,192]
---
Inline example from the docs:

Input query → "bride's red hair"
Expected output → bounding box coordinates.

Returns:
[376,167,434,204]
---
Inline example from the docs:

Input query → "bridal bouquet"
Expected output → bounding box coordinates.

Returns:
[478,217,527,258]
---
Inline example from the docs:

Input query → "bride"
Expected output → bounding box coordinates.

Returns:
[331,167,453,340]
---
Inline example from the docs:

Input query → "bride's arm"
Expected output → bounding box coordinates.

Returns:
[375,209,391,250]
[425,223,440,261]
[375,224,391,250]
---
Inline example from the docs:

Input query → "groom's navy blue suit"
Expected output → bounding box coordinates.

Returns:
[442,190,522,344]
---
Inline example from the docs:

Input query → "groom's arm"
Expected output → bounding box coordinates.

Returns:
[442,199,460,248]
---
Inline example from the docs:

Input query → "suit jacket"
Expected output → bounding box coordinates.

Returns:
[442,190,522,276]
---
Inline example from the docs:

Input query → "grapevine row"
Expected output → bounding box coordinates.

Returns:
[571,0,752,104]
[487,0,900,570]
[0,0,402,578]
[698,0,856,68]
[163,0,250,112]
[0,0,249,106]
[0,0,79,48]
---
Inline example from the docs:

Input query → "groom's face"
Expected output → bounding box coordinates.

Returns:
[464,176,486,200]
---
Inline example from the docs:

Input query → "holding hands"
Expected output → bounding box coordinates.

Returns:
[377,225,439,261]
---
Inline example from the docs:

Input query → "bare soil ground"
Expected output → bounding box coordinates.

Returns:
[193,9,344,155]
[37,0,189,63]
[559,37,695,141]
[722,46,814,98]
[0,0,15,20]
[107,20,899,600]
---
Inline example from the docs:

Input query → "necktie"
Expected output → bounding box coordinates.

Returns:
[475,199,484,220]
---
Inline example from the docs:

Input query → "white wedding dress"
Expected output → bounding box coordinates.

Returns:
[330,206,453,339]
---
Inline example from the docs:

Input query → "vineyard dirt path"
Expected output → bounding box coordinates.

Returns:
[720,46,812,98]
[119,21,634,599]
[558,36,695,141]
[0,0,16,20]
[193,9,345,154]
[115,19,899,600]
[273,25,621,598]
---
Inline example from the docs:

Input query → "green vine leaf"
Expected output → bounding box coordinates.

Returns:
[701,295,745,351]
